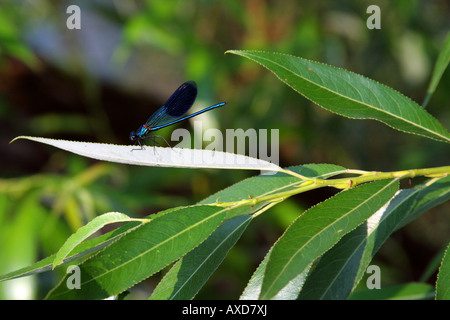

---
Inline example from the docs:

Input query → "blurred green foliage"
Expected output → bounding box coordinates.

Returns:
[0,0,449,299]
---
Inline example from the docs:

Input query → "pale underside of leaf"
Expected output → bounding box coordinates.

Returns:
[11,136,282,172]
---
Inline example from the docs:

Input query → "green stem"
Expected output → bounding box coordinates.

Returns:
[211,165,450,209]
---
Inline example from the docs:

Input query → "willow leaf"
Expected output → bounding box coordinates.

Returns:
[227,50,450,143]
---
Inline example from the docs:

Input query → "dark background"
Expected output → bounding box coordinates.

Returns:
[0,0,449,299]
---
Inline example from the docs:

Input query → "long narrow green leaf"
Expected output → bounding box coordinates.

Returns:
[45,205,227,299]
[348,283,435,300]
[149,215,252,300]
[259,179,399,299]
[0,221,142,282]
[298,175,450,300]
[240,249,272,300]
[423,32,450,108]
[420,248,446,282]
[52,212,144,269]
[240,246,311,300]
[436,242,450,300]
[227,50,450,143]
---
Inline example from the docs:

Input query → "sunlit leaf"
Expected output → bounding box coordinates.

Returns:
[45,205,227,299]
[258,179,399,299]
[52,212,144,269]
[227,50,450,143]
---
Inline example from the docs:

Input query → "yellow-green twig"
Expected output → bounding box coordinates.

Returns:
[209,166,450,209]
